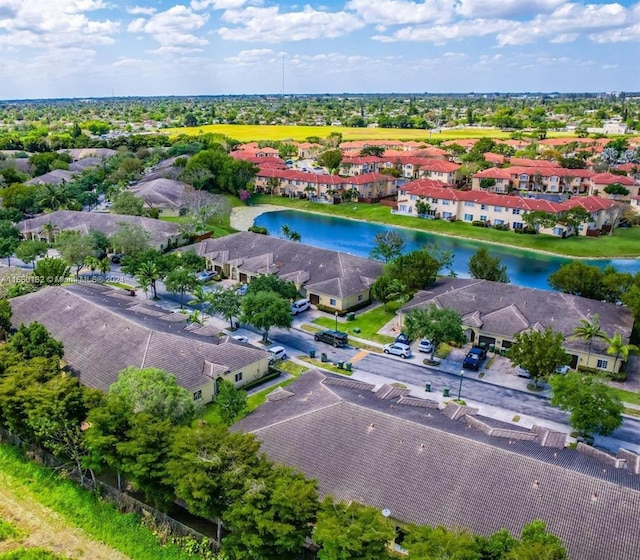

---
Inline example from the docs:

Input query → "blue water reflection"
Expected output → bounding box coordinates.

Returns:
[254,210,640,291]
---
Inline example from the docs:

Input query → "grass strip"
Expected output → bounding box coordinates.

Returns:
[0,445,198,560]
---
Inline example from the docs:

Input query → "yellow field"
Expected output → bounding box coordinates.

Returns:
[161,124,575,143]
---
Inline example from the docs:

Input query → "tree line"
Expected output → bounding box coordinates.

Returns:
[0,310,567,560]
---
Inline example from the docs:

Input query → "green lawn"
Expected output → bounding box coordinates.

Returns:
[161,124,578,143]
[162,195,240,238]
[312,306,396,345]
[245,362,307,413]
[251,195,640,258]
[610,387,640,407]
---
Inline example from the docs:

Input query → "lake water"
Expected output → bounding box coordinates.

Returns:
[253,209,640,291]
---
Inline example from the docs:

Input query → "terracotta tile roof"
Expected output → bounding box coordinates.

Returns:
[591,173,635,186]
[509,158,561,168]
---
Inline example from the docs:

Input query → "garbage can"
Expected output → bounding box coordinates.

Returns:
[321,353,328,363]
[425,382,431,392]
[337,361,344,369]
[309,349,316,359]
[443,387,450,397]
[346,312,356,321]
[353,327,361,334]
[345,362,352,372]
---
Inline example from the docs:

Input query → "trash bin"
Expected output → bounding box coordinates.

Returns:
[345,362,352,372]
[425,382,431,392]
[309,349,316,359]
[337,361,344,369]
[488,344,495,353]
[321,353,328,363]
[443,387,450,397]
[346,312,356,321]
[353,327,361,334]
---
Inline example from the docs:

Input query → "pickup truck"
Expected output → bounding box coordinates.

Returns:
[462,346,488,371]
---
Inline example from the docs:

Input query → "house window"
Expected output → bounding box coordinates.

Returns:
[512,208,521,215]
[494,206,502,212]
[358,294,363,302]
[513,222,523,229]
[432,198,438,203]
[330,298,337,306]
[495,219,504,225]
[481,204,487,210]
[235,372,243,382]
[464,201,475,207]
[443,212,452,219]
[193,390,202,401]
[596,359,608,369]
[480,215,487,222]
[464,213,473,221]
[399,205,407,213]
[410,195,417,201]
[442,200,450,205]
[553,227,564,236]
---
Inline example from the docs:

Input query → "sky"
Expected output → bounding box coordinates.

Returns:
[0,0,638,99]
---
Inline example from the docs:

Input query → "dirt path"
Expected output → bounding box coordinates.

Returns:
[0,471,130,560]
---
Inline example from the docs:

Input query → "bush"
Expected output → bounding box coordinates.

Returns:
[248,226,269,235]
[514,227,537,235]
[492,223,509,231]
[577,365,599,375]
[384,300,403,313]
[472,220,488,228]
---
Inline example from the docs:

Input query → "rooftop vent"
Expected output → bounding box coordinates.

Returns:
[591,492,598,502]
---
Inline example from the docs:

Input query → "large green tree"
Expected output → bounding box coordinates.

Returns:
[404,305,466,361]
[111,190,144,216]
[403,524,481,560]
[15,240,48,268]
[0,220,20,266]
[548,261,605,300]
[33,257,71,286]
[316,149,343,173]
[8,322,64,360]
[209,286,242,328]
[522,210,557,233]
[216,379,248,426]
[467,247,509,283]
[369,230,406,263]
[109,222,152,257]
[508,327,569,386]
[550,372,623,437]
[54,231,94,278]
[313,498,395,560]
[241,290,292,342]
[222,465,318,560]
[246,273,298,301]
[109,366,195,425]
[604,332,638,373]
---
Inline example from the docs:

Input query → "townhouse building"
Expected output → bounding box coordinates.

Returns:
[396,179,618,237]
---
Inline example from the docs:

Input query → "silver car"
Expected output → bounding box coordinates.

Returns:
[383,342,412,359]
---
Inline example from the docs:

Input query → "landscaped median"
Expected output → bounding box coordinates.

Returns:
[250,195,640,259]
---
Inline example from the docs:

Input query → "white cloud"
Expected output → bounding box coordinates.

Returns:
[496,2,630,46]
[0,0,119,49]
[345,0,454,26]
[224,48,273,64]
[191,0,257,9]
[373,18,512,43]
[148,45,206,54]
[219,5,364,42]
[112,57,144,67]
[455,0,565,19]
[126,5,156,15]
[126,5,209,47]
[549,33,579,43]
[590,22,640,43]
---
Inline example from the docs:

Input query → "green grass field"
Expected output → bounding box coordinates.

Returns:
[161,124,575,143]
[251,195,640,258]
[312,306,396,345]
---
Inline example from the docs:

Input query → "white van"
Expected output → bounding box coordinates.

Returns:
[291,299,311,315]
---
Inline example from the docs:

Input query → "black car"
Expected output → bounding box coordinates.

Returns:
[395,333,412,345]
[314,330,349,348]
[111,253,123,264]
[462,346,488,371]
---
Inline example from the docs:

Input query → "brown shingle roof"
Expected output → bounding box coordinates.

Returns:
[235,371,640,560]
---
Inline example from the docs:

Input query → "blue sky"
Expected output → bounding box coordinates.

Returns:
[0,0,638,99]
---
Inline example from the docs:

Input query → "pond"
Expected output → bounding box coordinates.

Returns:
[253,209,640,291]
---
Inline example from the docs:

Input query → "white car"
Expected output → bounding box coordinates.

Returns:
[268,346,287,363]
[383,342,412,359]
[232,335,249,343]
[417,339,434,353]
[291,299,311,315]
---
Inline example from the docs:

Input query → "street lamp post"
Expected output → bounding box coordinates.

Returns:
[335,310,339,332]
[457,369,464,401]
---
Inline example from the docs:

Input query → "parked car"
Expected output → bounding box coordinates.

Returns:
[395,333,412,345]
[268,345,287,363]
[314,330,348,348]
[556,365,571,374]
[197,270,221,282]
[236,283,249,296]
[517,367,531,378]
[383,342,412,359]
[417,339,434,353]
[232,335,249,343]
[463,346,488,371]
[110,253,123,264]
[291,299,311,315]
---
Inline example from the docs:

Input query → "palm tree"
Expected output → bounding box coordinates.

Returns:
[605,332,638,373]
[40,221,59,244]
[135,261,160,299]
[572,313,607,365]
[37,184,71,211]
[189,285,212,319]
